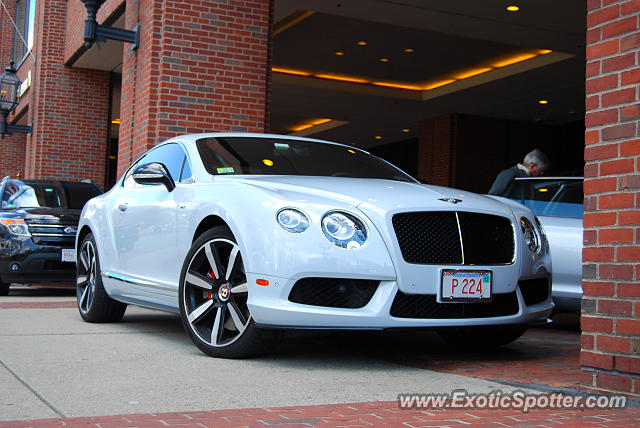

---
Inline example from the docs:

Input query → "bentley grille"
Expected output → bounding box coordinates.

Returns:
[392,211,515,265]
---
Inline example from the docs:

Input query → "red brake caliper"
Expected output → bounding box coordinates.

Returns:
[204,269,215,299]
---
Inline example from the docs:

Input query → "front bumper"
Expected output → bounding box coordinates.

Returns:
[0,238,75,284]
[247,273,554,329]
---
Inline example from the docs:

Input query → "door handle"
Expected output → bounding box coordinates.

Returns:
[118,203,128,212]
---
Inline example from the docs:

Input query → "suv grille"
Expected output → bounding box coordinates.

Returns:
[390,291,519,319]
[288,278,379,308]
[25,220,76,246]
[392,212,514,265]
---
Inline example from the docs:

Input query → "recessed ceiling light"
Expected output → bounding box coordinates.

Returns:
[402,128,410,133]
[380,58,389,62]
[335,51,344,56]
[506,5,519,12]
[404,48,414,53]
[539,99,549,105]
[375,136,382,140]
[357,41,367,46]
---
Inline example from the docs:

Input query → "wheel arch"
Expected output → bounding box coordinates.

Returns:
[192,215,231,243]
[76,225,93,252]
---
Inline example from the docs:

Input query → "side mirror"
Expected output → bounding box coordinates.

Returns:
[132,162,176,192]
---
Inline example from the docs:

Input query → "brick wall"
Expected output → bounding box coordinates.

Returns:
[582,0,640,396]
[118,0,272,177]
[25,0,110,188]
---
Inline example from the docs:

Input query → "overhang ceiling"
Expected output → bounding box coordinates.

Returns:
[70,0,587,148]
[271,0,586,148]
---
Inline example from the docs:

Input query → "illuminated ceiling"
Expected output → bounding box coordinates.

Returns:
[270,0,586,147]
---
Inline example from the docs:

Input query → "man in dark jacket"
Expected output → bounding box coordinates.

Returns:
[488,149,549,195]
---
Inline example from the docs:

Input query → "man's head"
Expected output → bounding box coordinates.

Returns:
[523,149,549,176]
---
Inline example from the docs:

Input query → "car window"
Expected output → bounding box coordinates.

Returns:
[180,156,192,182]
[61,183,103,209]
[143,143,186,181]
[2,180,65,209]
[507,179,584,219]
[122,143,191,188]
[196,137,416,182]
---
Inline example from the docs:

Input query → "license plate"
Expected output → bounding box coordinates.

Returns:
[61,249,76,263]
[441,270,491,302]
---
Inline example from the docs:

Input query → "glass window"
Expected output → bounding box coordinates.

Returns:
[61,183,103,209]
[507,179,584,219]
[180,157,192,182]
[140,143,186,182]
[14,0,35,63]
[122,143,189,188]
[196,137,416,182]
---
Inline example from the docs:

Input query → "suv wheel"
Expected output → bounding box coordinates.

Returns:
[0,281,8,296]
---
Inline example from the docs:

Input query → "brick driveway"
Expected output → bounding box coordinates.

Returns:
[1,289,639,427]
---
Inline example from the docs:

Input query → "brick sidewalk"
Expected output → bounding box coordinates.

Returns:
[1,400,639,427]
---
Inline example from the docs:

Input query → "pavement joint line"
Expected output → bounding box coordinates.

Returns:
[0,357,66,418]
[0,330,178,337]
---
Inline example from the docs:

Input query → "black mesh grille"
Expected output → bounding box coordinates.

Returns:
[288,278,379,309]
[392,212,462,264]
[519,277,550,306]
[458,212,514,264]
[392,212,514,265]
[390,291,519,319]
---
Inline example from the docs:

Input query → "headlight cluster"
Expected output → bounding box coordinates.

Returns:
[520,217,540,253]
[0,218,30,237]
[276,208,368,249]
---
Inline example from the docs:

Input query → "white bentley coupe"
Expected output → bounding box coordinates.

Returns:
[75,133,553,358]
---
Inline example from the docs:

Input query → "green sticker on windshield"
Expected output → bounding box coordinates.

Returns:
[217,167,235,174]
[45,188,53,192]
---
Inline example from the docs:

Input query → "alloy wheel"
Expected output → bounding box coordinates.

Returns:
[182,238,251,347]
[76,240,96,314]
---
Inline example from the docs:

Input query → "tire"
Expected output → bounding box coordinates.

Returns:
[437,325,527,348]
[76,232,127,322]
[179,226,266,358]
[0,281,8,296]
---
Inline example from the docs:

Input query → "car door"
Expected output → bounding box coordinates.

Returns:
[112,143,188,292]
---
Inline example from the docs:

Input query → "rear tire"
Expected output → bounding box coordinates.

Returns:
[76,233,127,322]
[0,281,8,296]
[438,325,526,348]
[179,226,267,358]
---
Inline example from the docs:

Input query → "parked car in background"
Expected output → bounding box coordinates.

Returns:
[501,177,583,311]
[0,177,103,295]
[76,133,553,358]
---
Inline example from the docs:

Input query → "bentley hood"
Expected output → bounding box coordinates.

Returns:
[229,176,517,218]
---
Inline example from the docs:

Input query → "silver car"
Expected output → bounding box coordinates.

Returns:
[502,177,583,311]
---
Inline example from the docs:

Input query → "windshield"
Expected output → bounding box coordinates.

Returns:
[504,179,584,219]
[1,180,102,209]
[196,137,417,182]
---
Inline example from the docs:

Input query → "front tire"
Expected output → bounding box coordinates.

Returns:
[438,325,526,348]
[179,226,266,358]
[76,233,127,322]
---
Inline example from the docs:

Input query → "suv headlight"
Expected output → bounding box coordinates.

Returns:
[520,217,540,253]
[277,208,310,233]
[0,218,31,237]
[321,211,367,249]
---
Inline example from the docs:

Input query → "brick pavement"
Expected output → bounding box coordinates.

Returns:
[1,401,639,427]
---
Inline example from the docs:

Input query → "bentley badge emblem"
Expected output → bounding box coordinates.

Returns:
[438,198,463,204]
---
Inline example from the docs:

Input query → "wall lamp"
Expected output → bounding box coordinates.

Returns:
[0,62,31,139]
[82,0,139,50]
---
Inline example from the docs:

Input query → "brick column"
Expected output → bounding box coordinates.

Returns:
[118,0,272,177]
[581,0,640,396]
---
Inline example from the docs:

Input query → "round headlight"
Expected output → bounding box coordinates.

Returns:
[321,211,368,249]
[520,217,540,253]
[277,209,310,233]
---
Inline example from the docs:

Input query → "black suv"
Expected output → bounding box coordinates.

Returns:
[0,177,103,295]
